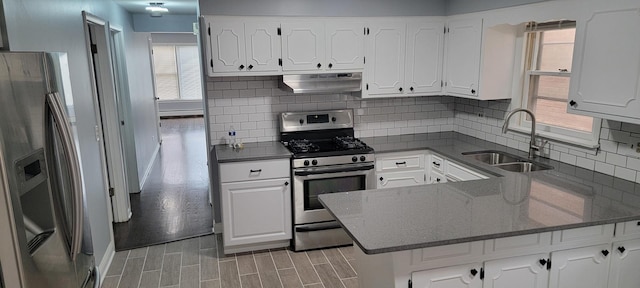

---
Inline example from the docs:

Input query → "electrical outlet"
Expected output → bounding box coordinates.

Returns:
[477,112,484,118]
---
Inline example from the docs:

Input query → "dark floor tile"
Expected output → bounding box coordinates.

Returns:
[219,260,241,288]
[303,285,324,288]
[255,255,282,288]
[180,265,199,288]
[342,278,360,288]
[240,274,262,288]
[139,270,161,288]
[200,248,219,281]
[272,249,294,269]
[101,276,120,288]
[144,244,165,271]
[118,257,145,288]
[181,238,200,266]
[278,268,303,288]
[160,253,181,286]
[106,251,129,276]
[289,251,320,285]
[200,279,221,288]
[236,253,258,275]
[323,249,356,279]
[315,263,345,288]
[338,246,355,261]
[306,250,328,265]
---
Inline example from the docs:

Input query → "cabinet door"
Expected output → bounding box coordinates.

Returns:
[412,263,483,288]
[445,18,482,97]
[405,21,445,95]
[483,254,549,288]
[568,8,640,123]
[548,244,611,288]
[608,239,640,288]
[366,22,406,96]
[281,22,325,71]
[325,22,365,71]
[221,178,292,247]
[209,21,247,73]
[244,22,281,73]
[377,170,425,189]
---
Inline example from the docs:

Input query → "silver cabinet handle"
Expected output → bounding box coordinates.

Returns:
[46,92,84,261]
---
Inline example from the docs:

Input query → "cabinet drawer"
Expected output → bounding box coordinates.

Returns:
[445,161,488,182]
[377,153,424,172]
[220,159,290,183]
[377,170,425,189]
[411,241,484,267]
[429,171,447,184]
[615,220,640,237]
[552,224,615,247]
[430,154,444,173]
[485,232,552,257]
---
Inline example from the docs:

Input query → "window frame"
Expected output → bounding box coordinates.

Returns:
[512,24,601,149]
[152,43,203,102]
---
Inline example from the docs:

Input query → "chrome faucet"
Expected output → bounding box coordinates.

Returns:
[502,108,548,159]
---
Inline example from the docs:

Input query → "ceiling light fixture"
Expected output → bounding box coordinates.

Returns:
[146,2,169,16]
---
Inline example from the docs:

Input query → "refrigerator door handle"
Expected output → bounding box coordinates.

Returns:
[45,92,84,261]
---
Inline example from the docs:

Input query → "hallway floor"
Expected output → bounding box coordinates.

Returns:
[113,117,213,251]
[102,234,359,288]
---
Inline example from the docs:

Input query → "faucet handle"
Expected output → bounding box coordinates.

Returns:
[532,140,549,151]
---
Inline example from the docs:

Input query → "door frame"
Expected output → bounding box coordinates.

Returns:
[147,36,162,145]
[82,11,131,223]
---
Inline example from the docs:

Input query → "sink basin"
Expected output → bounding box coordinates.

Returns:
[462,150,524,165]
[493,162,554,172]
[462,150,554,172]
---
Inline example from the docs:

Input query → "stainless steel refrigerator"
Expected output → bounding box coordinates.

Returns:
[0,52,99,288]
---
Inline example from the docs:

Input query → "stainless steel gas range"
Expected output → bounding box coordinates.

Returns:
[280,109,376,251]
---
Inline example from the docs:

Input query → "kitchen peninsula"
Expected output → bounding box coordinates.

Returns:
[319,132,640,288]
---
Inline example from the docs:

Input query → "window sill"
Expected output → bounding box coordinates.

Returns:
[507,125,600,150]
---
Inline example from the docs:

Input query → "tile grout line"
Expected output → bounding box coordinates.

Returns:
[158,248,167,288]
[305,251,327,287]
[135,247,150,288]
[337,248,357,276]
[321,250,346,287]
[114,250,130,288]
[250,251,264,288]
[267,250,284,288]
[284,250,307,287]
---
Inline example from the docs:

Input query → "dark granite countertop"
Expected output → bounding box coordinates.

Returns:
[214,141,291,163]
[319,132,640,255]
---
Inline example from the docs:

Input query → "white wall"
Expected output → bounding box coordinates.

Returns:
[133,14,196,32]
[2,0,158,267]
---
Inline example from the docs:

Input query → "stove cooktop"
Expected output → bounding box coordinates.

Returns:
[285,136,374,158]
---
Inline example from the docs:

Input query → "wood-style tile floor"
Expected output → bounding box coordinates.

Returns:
[102,234,359,288]
[113,117,213,251]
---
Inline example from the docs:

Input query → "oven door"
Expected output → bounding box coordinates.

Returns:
[293,162,375,225]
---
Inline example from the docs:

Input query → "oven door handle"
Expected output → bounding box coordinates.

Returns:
[294,164,374,176]
[295,222,343,232]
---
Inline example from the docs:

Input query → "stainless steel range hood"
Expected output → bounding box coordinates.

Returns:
[279,72,362,94]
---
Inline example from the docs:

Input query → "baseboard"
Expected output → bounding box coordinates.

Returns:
[138,143,160,191]
[158,109,204,117]
[98,240,115,285]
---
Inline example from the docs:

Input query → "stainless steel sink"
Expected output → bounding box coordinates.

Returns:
[462,150,524,165]
[462,150,553,172]
[492,162,554,172]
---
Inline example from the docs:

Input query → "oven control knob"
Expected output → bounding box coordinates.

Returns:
[304,160,310,166]
[299,119,304,124]
[331,117,337,122]
[352,156,358,162]
[312,160,318,165]
[360,156,366,162]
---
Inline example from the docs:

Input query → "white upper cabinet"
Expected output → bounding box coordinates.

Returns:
[365,22,407,96]
[282,21,364,72]
[567,6,640,125]
[405,21,445,95]
[281,22,325,71]
[325,22,365,71]
[206,18,282,76]
[444,18,482,97]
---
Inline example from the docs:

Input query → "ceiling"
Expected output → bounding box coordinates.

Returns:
[113,0,198,15]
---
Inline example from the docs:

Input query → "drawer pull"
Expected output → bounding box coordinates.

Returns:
[470,269,478,276]
[601,250,609,257]
[395,161,407,165]
[618,246,626,254]
[250,169,262,173]
[539,259,547,266]
[432,161,440,167]
[284,181,289,186]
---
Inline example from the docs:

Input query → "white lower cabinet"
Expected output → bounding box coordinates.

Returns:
[483,254,548,288]
[548,244,611,288]
[608,239,640,288]
[412,263,483,288]
[221,178,292,248]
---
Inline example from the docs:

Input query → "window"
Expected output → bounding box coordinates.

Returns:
[152,45,203,101]
[517,21,600,147]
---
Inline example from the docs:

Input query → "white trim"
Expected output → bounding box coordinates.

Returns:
[98,240,115,286]
[138,142,161,191]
